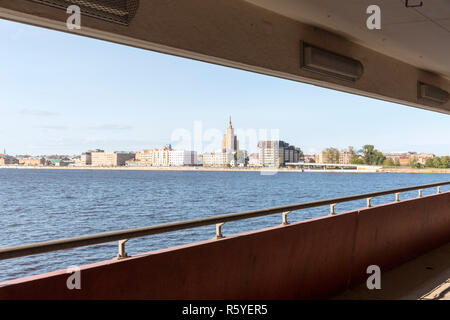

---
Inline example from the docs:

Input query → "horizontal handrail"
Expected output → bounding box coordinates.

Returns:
[0,181,449,261]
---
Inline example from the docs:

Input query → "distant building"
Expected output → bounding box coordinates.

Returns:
[236,150,248,166]
[248,153,260,167]
[384,152,417,166]
[80,152,92,165]
[138,148,170,167]
[221,117,239,152]
[169,150,199,166]
[91,151,134,167]
[47,159,61,166]
[257,141,300,167]
[303,155,315,163]
[125,159,141,167]
[137,148,198,167]
[416,153,435,165]
[18,157,46,166]
[57,160,75,167]
[315,152,329,163]
[203,117,244,167]
[339,148,353,165]
[315,148,341,164]
[0,155,19,165]
[202,152,233,167]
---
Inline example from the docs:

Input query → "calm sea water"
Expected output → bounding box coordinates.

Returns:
[0,169,449,281]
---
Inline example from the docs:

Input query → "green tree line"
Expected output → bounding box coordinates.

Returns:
[349,145,385,165]
[424,156,450,169]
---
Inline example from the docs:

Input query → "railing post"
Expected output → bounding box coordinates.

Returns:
[216,223,225,239]
[329,203,337,215]
[282,211,291,225]
[395,193,400,202]
[418,189,423,198]
[437,186,441,194]
[117,239,129,260]
[366,197,373,208]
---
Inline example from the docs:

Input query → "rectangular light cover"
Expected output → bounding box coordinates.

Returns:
[26,0,139,25]
[418,82,450,105]
[300,41,363,82]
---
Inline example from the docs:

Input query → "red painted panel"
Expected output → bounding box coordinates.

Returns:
[0,212,358,299]
[350,192,450,286]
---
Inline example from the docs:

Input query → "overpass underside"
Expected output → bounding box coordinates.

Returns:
[0,0,449,114]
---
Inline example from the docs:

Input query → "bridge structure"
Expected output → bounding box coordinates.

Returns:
[285,162,383,172]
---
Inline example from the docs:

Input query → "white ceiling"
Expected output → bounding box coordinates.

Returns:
[245,0,450,79]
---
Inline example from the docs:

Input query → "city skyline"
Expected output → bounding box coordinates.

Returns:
[1,19,449,156]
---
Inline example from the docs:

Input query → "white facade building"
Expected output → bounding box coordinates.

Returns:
[168,150,198,166]
[202,151,234,167]
[139,148,198,167]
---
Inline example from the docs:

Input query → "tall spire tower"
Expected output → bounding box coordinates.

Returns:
[222,116,239,152]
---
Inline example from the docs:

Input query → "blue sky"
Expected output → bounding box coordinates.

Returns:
[0,19,449,156]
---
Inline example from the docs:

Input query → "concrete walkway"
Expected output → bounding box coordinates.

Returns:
[335,242,450,300]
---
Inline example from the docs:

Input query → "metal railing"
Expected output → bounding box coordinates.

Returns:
[0,181,448,261]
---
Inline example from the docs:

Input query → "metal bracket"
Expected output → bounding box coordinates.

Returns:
[117,239,129,260]
[282,211,291,225]
[329,204,337,215]
[405,0,423,8]
[216,223,225,239]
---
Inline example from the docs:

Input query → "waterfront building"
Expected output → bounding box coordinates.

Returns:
[339,148,353,165]
[56,160,75,167]
[125,159,141,167]
[47,159,61,166]
[316,152,329,164]
[315,148,341,164]
[138,148,198,167]
[257,140,300,167]
[236,150,248,166]
[168,150,199,166]
[202,151,234,167]
[91,151,135,167]
[139,149,155,166]
[384,152,417,166]
[139,148,170,166]
[75,149,103,166]
[18,157,46,166]
[416,153,435,165]
[0,155,19,165]
[197,154,203,165]
[80,152,92,165]
[248,153,260,167]
[304,155,315,163]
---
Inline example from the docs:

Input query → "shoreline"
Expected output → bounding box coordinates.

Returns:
[1,165,449,174]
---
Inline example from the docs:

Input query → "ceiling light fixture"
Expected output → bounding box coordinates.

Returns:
[300,41,364,82]
[417,82,450,105]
